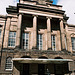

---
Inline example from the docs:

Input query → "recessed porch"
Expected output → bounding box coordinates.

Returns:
[12,58,73,75]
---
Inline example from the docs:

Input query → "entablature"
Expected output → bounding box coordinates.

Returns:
[18,3,65,15]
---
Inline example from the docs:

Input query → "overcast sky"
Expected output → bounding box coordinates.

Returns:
[57,0,75,25]
[0,0,75,25]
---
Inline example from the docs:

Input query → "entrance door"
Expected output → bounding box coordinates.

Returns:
[22,64,29,75]
[38,64,45,75]
[55,64,64,75]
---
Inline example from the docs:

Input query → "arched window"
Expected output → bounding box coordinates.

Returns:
[39,56,48,59]
[21,56,31,58]
[55,57,63,59]
[5,57,12,70]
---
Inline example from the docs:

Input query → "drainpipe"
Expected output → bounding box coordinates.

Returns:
[1,15,7,59]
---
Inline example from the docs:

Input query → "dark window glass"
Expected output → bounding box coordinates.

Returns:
[71,37,75,50]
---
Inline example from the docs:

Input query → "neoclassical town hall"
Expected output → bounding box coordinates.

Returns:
[0,0,75,75]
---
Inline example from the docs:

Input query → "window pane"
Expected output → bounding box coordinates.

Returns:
[8,32,16,47]
[37,34,42,50]
[22,33,29,49]
[51,35,56,51]
[71,37,75,50]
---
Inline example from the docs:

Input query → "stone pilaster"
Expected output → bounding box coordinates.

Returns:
[68,62,74,75]
[3,17,11,48]
[65,24,71,52]
[16,14,22,48]
[32,15,38,49]
[60,19,66,50]
[47,17,52,50]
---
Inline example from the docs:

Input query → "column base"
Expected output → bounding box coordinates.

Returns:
[47,48,52,50]
[62,49,66,50]
[62,49,71,53]
[32,47,38,50]
[15,46,20,49]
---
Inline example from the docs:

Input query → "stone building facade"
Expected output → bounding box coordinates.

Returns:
[0,0,75,75]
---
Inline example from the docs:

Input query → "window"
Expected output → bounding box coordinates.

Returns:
[71,37,75,51]
[22,33,29,49]
[37,34,42,50]
[5,57,12,70]
[51,35,56,51]
[8,32,16,47]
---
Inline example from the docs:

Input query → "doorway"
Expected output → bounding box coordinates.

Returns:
[55,64,64,75]
[38,64,45,75]
[21,64,29,75]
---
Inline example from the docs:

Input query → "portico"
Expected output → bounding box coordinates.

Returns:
[15,13,65,51]
[12,58,73,75]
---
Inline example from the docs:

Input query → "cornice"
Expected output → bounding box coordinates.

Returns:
[6,3,65,15]
[6,6,18,14]
[17,3,65,14]
[68,24,75,27]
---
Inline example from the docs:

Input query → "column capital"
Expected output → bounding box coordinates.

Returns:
[64,22,68,25]
[6,16,12,19]
[46,16,52,19]
[17,13,24,16]
[32,15,38,17]
[59,18,64,21]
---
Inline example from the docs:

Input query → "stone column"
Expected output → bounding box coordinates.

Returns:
[16,14,22,48]
[32,15,37,49]
[3,17,11,48]
[60,19,66,50]
[68,62,74,75]
[65,24,70,51]
[47,17,52,50]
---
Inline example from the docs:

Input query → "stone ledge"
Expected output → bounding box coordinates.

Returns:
[2,48,72,55]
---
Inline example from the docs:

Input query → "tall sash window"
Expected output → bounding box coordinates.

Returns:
[8,32,16,47]
[37,34,42,50]
[22,33,29,49]
[51,35,56,51]
[71,37,75,51]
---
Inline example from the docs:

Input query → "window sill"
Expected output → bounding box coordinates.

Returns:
[8,46,15,49]
[72,50,75,52]
[5,69,12,71]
